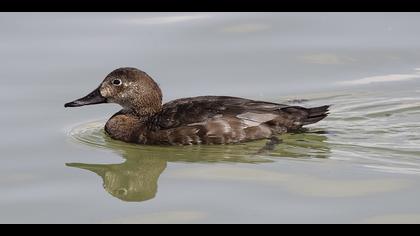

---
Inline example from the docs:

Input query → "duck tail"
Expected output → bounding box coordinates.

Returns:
[303,105,330,125]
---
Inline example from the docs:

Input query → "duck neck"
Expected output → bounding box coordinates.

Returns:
[129,105,162,122]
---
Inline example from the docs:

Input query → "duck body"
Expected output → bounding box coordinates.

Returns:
[105,96,329,145]
[65,68,329,146]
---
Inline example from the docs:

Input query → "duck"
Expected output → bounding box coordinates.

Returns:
[65,67,329,145]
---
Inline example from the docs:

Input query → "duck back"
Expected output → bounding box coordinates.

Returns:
[136,96,329,145]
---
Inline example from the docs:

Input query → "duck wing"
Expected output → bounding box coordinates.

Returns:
[145,96,329,145]
[153,96,328,130]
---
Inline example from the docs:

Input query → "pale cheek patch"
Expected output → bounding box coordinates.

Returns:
[100,86,113,98]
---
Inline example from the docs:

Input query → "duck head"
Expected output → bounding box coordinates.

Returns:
[65,67,163,116]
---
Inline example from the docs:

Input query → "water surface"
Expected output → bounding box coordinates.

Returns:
[1,13,420,223]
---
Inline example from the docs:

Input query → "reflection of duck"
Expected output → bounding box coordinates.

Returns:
[67,157,166,202]
[66,127,330,203]
[65,67,329,145]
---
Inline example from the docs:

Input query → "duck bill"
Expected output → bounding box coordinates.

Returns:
[66,163,107,176]
[64,87,107,108]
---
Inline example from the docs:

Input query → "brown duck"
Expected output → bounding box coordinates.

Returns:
[65,68,329,145]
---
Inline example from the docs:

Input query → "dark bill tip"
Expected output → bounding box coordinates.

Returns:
[64,87,107,108]
[64,101,84,108]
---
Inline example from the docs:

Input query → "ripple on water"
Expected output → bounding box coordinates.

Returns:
[68,120,331,164]
[281,90,420,172]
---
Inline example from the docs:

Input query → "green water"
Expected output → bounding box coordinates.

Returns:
[2,12,420,223]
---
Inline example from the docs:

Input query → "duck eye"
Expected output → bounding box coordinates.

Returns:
[112,79,122,86]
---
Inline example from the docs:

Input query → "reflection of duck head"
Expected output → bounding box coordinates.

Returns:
[66,124,331,203]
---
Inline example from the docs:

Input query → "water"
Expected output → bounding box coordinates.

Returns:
[2,12,420,223]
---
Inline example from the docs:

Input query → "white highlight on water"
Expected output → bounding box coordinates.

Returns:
[338,68,420,85]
